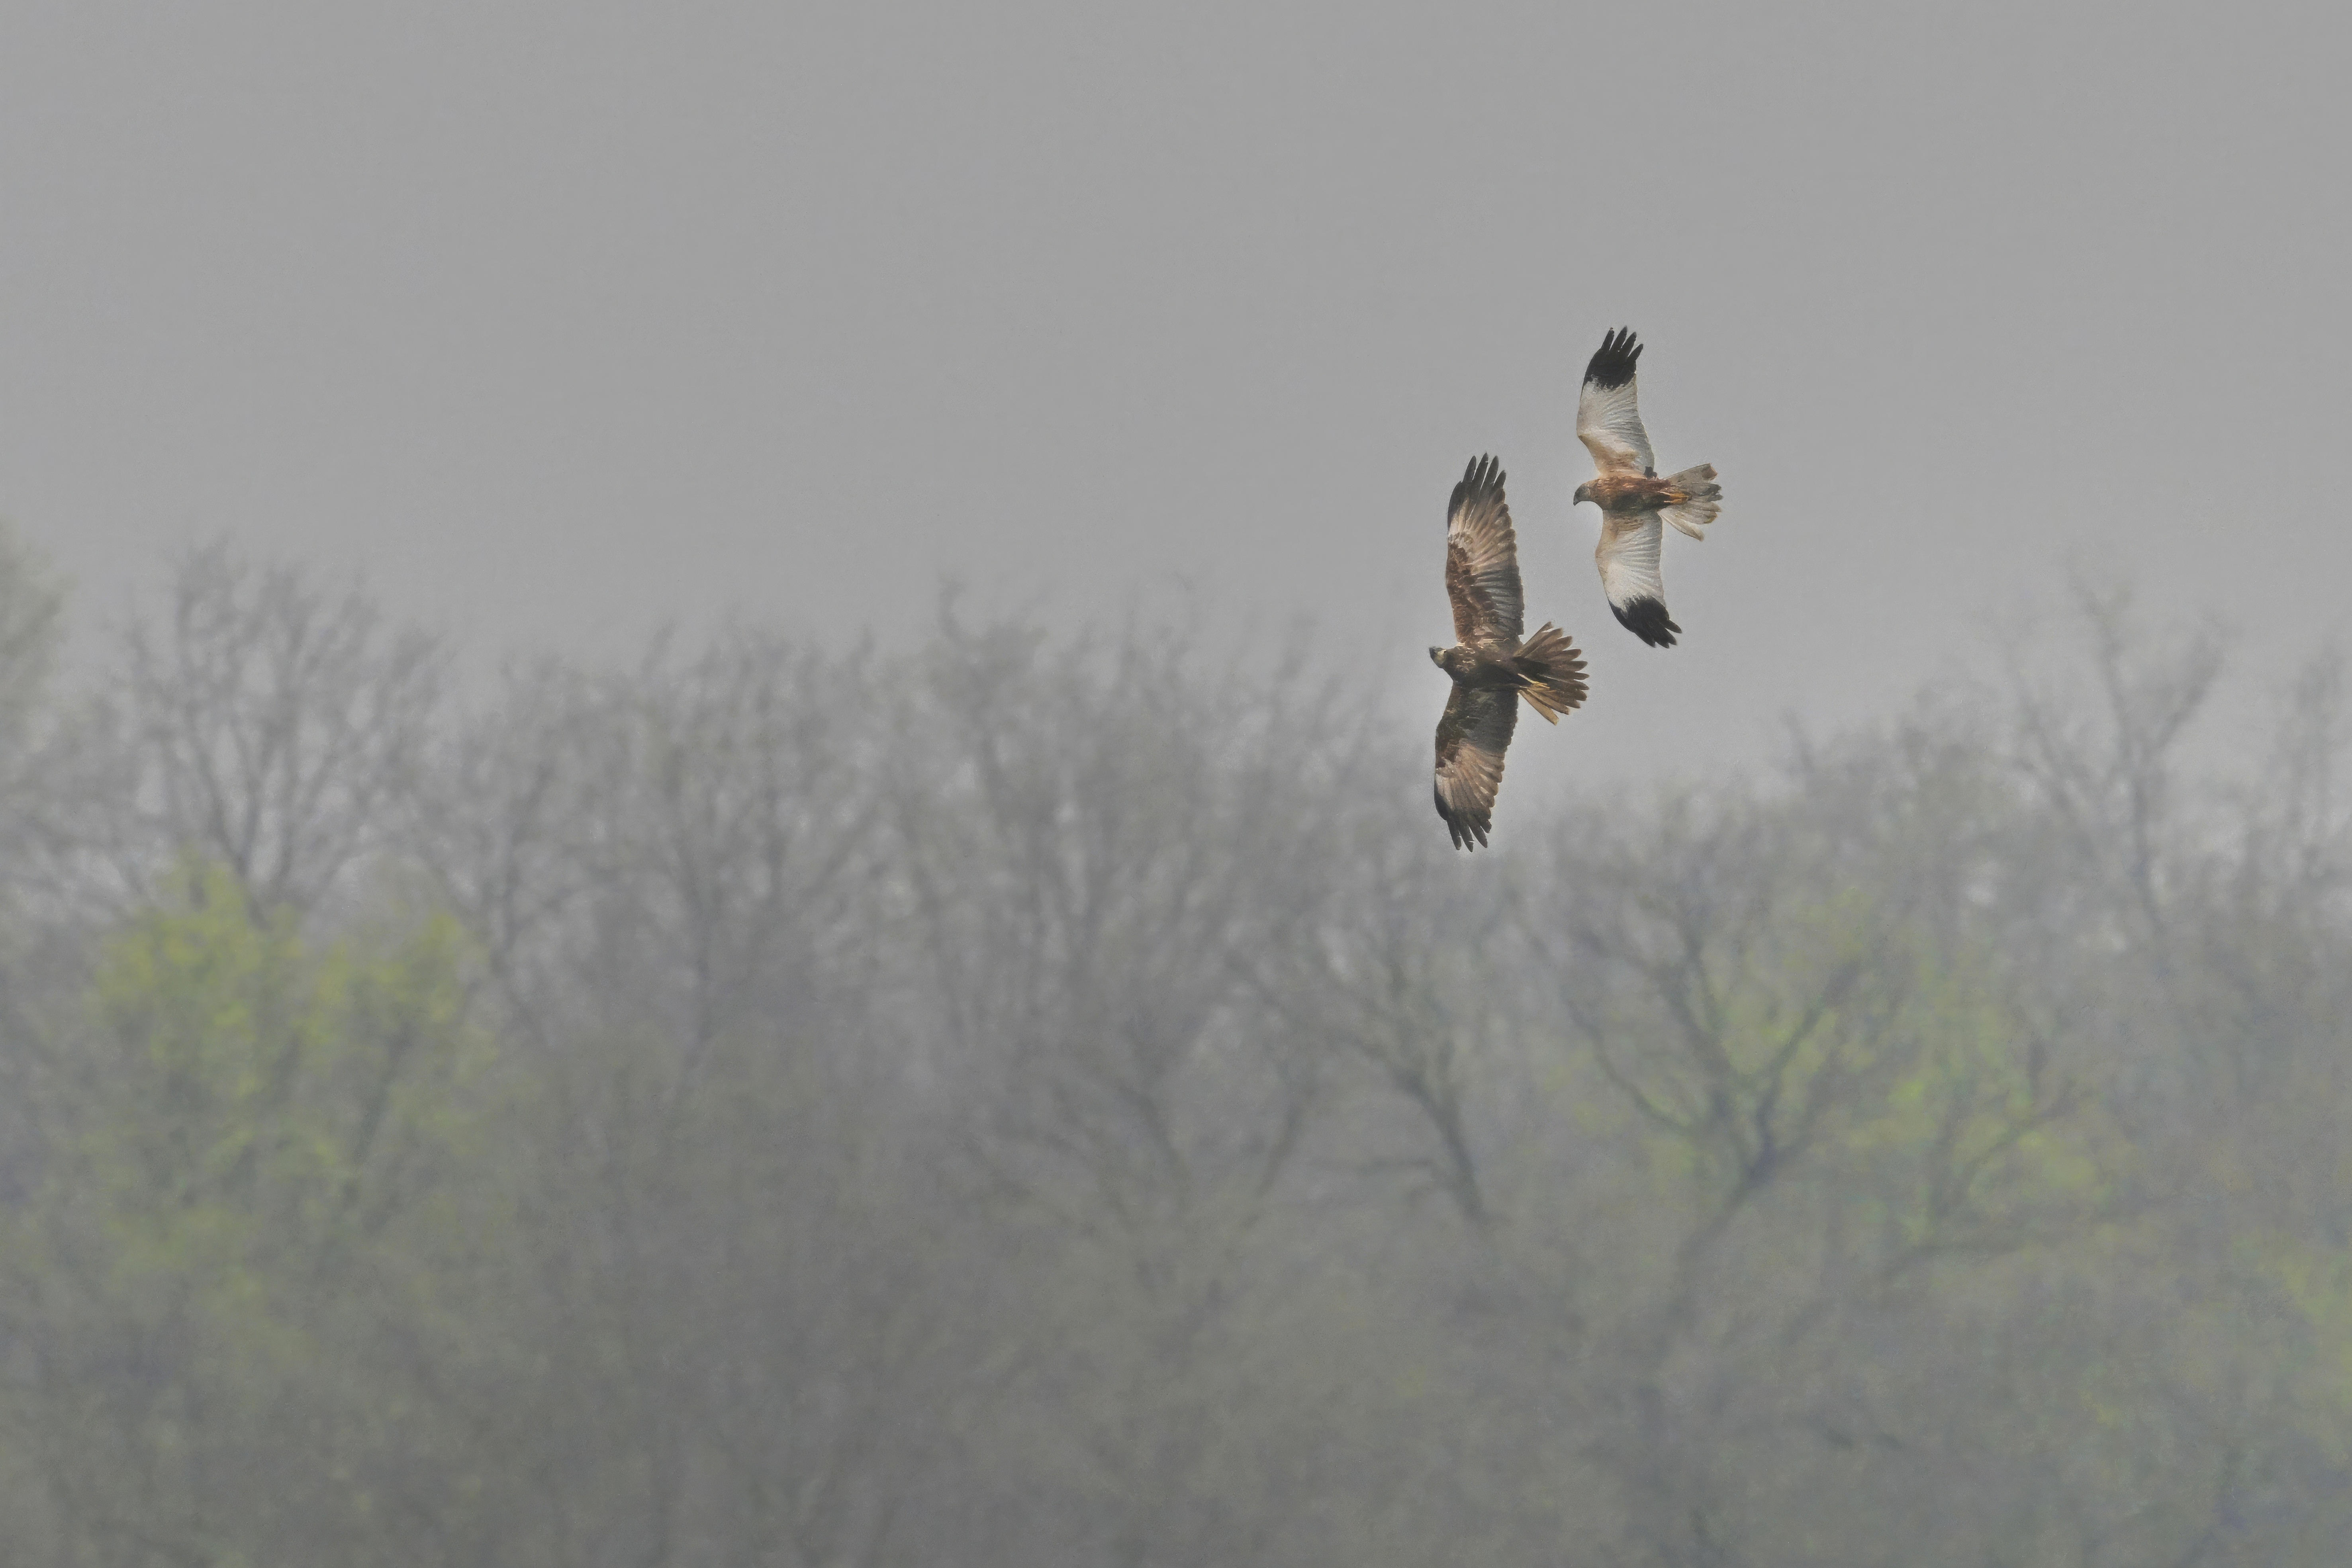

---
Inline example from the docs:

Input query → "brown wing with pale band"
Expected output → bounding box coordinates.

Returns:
[1434,683,1518,852]
[1444,454,1524,646]
[1576,327,1654,476]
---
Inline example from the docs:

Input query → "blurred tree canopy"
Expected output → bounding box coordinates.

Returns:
[0,539,2342,1565]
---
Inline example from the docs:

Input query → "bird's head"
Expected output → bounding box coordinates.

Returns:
[1571,480,1594,507]
[1428,646,1447,669]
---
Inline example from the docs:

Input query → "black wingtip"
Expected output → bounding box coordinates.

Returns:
[1611,596,1680,648]
[1448,453,1506,519]
[1583,327,1642,390]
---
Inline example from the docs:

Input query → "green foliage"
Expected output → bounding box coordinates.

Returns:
[3,860,493,1565]
[0,560,2340,1565]
[1843,931,2112,1263]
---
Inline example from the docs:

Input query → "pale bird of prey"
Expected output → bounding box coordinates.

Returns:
[1430,455,1589,851]
[1572,327,1722,648]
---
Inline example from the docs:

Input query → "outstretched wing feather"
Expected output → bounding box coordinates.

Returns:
[1433,684,1518,850]
[1576,327,1655,476]
[1595,512,1681,648]
[1444,454,1524,644]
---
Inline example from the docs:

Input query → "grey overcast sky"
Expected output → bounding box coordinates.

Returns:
[2,1,2346,783]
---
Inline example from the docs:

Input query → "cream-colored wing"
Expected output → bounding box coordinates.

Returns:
[1576,327,1654,477]
[1595,512,1681,648]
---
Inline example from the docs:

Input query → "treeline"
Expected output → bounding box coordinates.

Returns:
[0,531,2343,1566]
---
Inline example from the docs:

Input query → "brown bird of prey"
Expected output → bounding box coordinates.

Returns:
[1572,327,1722,648]
[1430,455,1589,851]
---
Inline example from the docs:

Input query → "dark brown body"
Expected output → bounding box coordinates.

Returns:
[1430,623,1585,728]
[1433,642,1528,690]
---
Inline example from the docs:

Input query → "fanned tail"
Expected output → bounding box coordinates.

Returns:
[1661,463,1722,540]
[1510,623,1588,724]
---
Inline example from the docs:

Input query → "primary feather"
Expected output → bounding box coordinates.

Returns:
[1576,327,1655,477]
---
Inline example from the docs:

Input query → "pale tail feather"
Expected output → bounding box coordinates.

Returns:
[1661,462,1722,540]
[1511,623,1588,724]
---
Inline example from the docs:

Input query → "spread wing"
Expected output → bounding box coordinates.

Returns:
[1434,684,1517,851]
[1445,454,1523,644]
[1596,513,1682,648]
[1576,327,1655,477]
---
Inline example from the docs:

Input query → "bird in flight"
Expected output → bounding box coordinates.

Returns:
[1572,328,1722,648]
[1430,455,1588,851]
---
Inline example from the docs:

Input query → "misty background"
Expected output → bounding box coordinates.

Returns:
[0,2,2349,1564]
[5,3,2349,779]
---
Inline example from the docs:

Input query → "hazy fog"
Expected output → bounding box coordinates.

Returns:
[4,2,2348,784]
[2,5,2349,1564]
[0,533,2343,1563]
